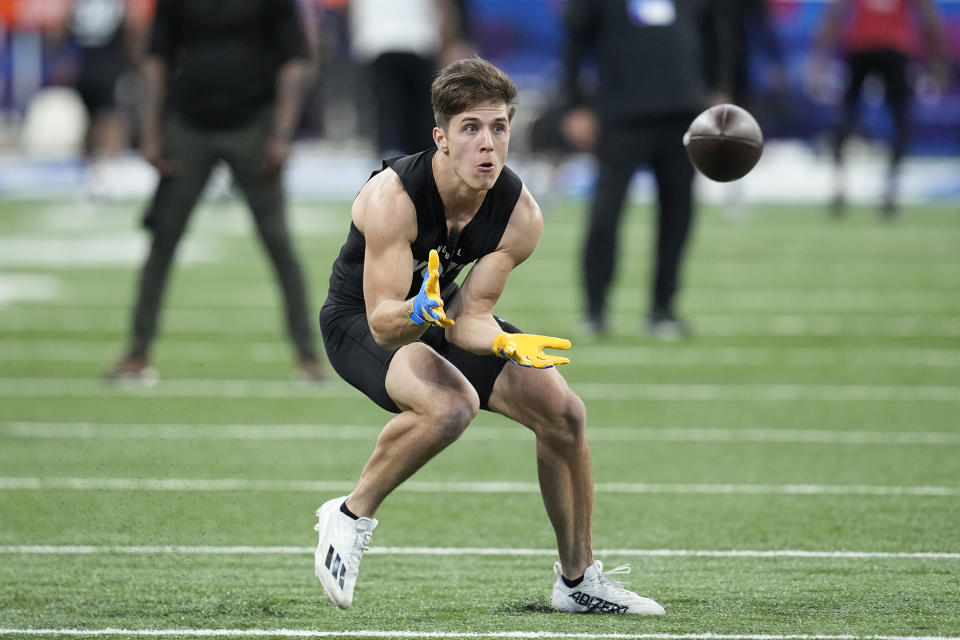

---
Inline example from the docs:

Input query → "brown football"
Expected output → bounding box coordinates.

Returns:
[682,104,763,182]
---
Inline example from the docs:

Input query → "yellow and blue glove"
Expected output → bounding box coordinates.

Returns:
[409,249,455,328]
[493,332,571,368]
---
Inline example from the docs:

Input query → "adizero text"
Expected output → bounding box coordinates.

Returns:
[569,591,629,614]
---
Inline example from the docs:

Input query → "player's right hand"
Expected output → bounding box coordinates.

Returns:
[492,332,571,368]
[409,249,455,328]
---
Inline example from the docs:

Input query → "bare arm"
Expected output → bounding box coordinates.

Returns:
[559,0,600,152]
[260,58,309,177]
[445,186,543,355]
[357,171,429,350]
[812,0,849,57]
[915,0,950,88]
[271,59,309,142]
[140,57,173,174]
[806,0,849,98]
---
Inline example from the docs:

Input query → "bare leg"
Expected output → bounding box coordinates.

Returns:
[488,364,593,579]
[346,342,480,517]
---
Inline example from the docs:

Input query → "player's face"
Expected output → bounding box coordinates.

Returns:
[435,101,511,191]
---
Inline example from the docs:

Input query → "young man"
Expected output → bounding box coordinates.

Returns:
[314,57,665,615]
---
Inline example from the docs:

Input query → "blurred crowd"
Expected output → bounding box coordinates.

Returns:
[0,0,955,163]
[0,0,479,160]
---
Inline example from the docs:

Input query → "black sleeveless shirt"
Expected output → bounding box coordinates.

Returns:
[325,149,523,310]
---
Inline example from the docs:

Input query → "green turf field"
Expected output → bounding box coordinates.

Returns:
[1,195,958,640]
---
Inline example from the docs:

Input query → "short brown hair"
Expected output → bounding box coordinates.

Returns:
[431,57,518,130]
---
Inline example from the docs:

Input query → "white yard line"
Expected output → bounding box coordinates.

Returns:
[3,422,959,446]
[3,313,960,337]
[0,378,957,402]
[2,630,959,640]
[2,342,959,368]
[27,286,960,310]
[0,545,957,560]
[0,477,957,496]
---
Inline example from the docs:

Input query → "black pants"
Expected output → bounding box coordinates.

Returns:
[834,48,912,173]
[582,114,696,321]
[128,111,317,361]
[369,52,436,156]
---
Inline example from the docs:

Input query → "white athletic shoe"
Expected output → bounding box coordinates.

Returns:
[552,560,666,615]
[313,496,378,608]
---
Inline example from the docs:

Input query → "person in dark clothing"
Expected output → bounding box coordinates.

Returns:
[560,0,734,339]
[106,0,325,383]
[714,0,785,109]
[348,0,470,157]
[62,0,135,157]
[704,0,785,220]
[45,0,150,200]
[312,57,664,614]
[810,0,949,217]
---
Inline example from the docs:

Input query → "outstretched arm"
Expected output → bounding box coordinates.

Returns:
[446,186,571,368]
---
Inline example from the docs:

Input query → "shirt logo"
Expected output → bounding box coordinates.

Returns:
[628,0,676,26]
[412,245,467,279]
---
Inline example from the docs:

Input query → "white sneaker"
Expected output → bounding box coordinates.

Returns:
[313,496,378,608]
[552,560,665,615]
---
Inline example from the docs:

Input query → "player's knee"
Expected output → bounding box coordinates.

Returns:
[537,390,586,447]
[429,389,479,446]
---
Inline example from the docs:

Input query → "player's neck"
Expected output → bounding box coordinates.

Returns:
[432,150,488,220]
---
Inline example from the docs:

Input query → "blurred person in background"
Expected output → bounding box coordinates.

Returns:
[560,0,734,340]
[348,0,472,157]
[810,0,950,218]
[106,0,326,383]
[725,0,786,111]
[707,0,786,220]
[45,0,152,198]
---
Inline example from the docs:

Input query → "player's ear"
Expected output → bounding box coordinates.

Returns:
[433,127,449,154]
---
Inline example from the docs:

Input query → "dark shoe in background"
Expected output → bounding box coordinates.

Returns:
[104,356,158,386]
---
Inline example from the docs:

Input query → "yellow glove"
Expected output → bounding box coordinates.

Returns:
[492,332,571,368]
[409,249,455,327]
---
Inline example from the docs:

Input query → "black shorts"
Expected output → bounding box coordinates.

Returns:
[844,49,911,109]
[319,299,519,413]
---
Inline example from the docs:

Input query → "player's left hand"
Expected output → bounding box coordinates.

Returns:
[409,249,455,327]
[493,332,571,368]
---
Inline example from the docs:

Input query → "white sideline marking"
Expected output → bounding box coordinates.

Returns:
[0,274,59,306]
[4,422,959,446]
[571,346,960,369]
[4,313,960,338]
[1,477,957,496]
[4,341,959,368]
[0,378,957,403]
[1,546,958,560]
[2,630,959,640]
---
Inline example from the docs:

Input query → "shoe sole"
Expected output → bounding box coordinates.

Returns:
[552,596,666,615]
